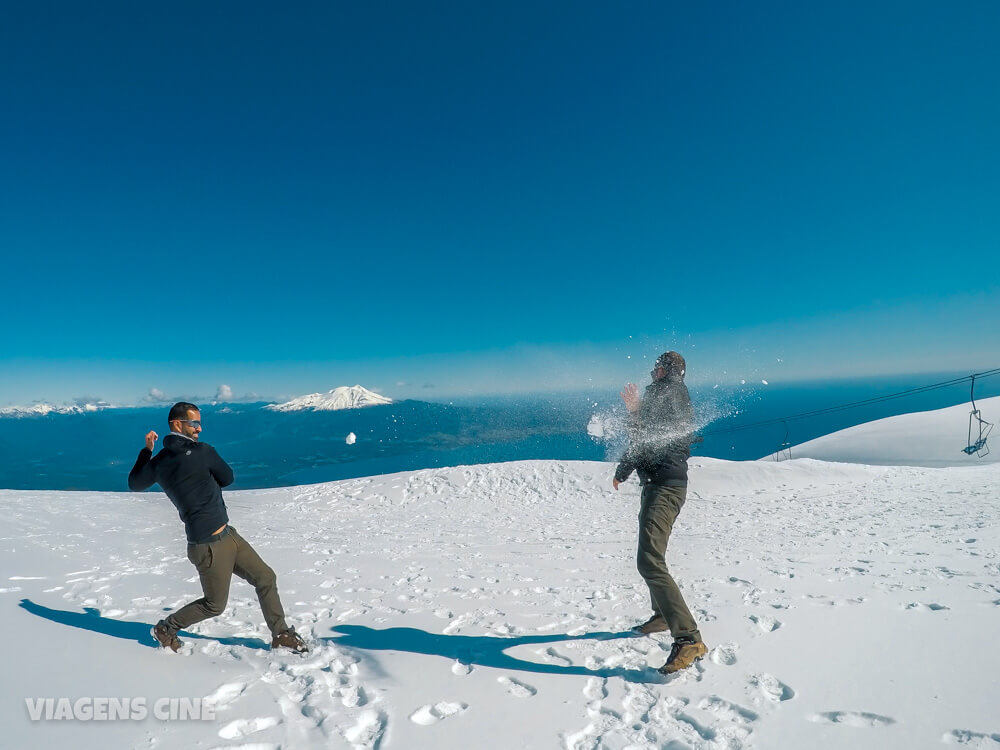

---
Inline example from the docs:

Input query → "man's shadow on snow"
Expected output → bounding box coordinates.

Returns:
[18,599,269,651]
[325,625,664,684]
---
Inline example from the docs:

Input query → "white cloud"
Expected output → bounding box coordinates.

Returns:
[216,384,234,402]
[146,388,166,403]
[72,395,106,407]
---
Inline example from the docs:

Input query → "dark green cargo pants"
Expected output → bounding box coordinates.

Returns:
[637,484,701,642]
[165,526,288,636]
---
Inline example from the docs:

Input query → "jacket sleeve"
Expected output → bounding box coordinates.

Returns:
[128,448,156,491]
[614,454,636,483]
[679,389,695,438]
[208,447,235,488]
[614,410,641,482]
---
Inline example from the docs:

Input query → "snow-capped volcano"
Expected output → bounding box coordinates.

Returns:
[265,385,393,412]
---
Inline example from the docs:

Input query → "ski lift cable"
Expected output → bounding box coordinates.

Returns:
[702,367,1000,438]
[706,370,999,437]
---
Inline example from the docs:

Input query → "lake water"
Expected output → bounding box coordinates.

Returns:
[1,371,996,491]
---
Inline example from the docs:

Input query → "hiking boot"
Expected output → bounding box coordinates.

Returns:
[152,621,182,652]
[658,639,708,674]
[271,628,309,654]
[632,613,669,635]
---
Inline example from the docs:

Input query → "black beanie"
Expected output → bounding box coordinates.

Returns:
[655,351,686,378]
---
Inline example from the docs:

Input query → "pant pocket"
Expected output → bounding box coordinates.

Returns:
[187,544,214,571]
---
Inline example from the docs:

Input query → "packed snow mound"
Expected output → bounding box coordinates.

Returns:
[3,457,999,750]
[784,395,1000,467]
[0,402,111,418]
[265,385,392,412]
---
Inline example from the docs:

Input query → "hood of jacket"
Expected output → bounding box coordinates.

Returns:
[163,433,198,454]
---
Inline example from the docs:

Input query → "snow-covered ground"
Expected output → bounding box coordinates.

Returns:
[1,410,999,749]
[788,396,999,467]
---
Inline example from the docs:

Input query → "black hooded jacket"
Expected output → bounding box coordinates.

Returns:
[614,375,695,487]
[128,434,233,543]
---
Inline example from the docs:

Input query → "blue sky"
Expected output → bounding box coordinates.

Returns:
[2,2,998,404]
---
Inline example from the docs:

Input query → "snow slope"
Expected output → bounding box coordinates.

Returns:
[265,386,393,412]
[2,454,999,749]
[786,395,999,467]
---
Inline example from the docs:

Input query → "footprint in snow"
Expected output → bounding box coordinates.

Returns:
[709,642,738,666]
[409,701,468,726]
[498,676,537,698]
[808,711,896,727]
[341,685,368,708]
[943,729,1000,746]
[749,614,782,632]
[750,673,795,703]
[217,716,281,739]
[537,646,573,666]
[675,710,718,742]
[699,695,759,724]
[582,677,607,701]
[203,682,248,710]
[344,709,386,747]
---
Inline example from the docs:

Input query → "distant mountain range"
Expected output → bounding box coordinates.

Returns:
[0,402,112,418]
[264,385,393,412]
[0,385,394,418]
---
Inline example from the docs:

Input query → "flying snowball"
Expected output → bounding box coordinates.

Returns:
[346,432,356,445]
[586,415,605,438]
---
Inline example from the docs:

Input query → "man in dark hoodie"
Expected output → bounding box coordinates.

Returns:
[613,351,707,674]
[128,402,307,654]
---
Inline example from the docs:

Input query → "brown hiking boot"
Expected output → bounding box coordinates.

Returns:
[152,621,182,652]
[658,640,708,674]
[632,613,669,635]
[271,628,309,654]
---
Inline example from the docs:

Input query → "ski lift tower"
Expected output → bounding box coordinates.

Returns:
[773,420,792,462]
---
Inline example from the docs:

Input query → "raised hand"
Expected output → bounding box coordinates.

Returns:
[620,383,640,413]
[145,430,159,451]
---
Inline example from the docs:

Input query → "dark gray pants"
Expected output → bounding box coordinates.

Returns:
[637,484,701,642]
[165,527,288,636]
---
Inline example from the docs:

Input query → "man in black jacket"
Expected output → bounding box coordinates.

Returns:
[613,352,707,674]
[129,401,307,654]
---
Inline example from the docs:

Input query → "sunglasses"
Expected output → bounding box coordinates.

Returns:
[177,419,202,428]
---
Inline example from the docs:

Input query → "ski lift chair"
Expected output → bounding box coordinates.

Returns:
[962,375,993,457]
